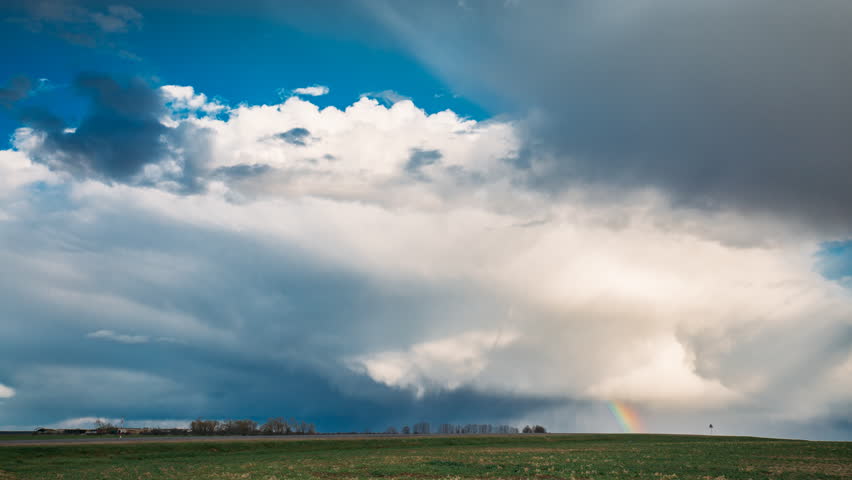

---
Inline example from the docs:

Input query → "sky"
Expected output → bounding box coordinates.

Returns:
[0,0,851,440]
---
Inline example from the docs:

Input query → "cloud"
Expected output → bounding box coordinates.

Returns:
[362,90,411,106]
[0,149,56,198]
[86,330,149,344]
[212,163,272,180]
[405,148,442,180]
[275,127,311,146]
[2,85,852,438]
[291,85,330,97]
[349,329,519,397]
[7,1,142,57]
[0,76,33,107]
[0,383,15,399]
[90,5,142,33]
[161,85,226,116]
[21,73,169,182]
[584,336,739,409]
[368,0,852,235]
[86,329,181,345]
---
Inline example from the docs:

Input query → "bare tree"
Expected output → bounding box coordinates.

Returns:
[413,422,431,434]
[384,426,398,434]
[261,417,288,435]
[220,419,258,435]
[94,419,119,435]
[401,425,411,434]
[191,418,220,435]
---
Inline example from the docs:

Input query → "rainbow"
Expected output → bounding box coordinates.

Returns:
[607,400,644,433]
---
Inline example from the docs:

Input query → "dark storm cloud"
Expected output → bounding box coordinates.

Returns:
[758,415,852,442]
[0,76,32,108]
[18,106,65,132]
[24,73,168,181]
[371,0,852,232]
[276,127,311,146]
[4,1,143,56]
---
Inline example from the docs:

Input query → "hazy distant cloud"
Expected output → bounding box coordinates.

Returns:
[0,76,33,108]
[9,1,142,57]
[90,5,142,33]
[22,1,142,33]
[87,329,149,344]
[86,330,180,345]
[291,85,330,97]
[0,383,14,399]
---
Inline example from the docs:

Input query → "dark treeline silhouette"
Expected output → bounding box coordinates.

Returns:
[383,423,546,435]
[190,417,316,436]
[35,419,546,436]
[35,419,194,436]
[94,419,120,434]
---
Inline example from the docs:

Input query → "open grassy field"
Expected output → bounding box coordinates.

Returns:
[1,434,850,480]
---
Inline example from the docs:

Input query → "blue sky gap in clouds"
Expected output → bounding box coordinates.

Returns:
[817,241,852,284]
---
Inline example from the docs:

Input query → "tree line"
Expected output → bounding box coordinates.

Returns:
[383,423,547,435]
[190,417,317,435]
[61,418,547,436]
[189,420,546,436]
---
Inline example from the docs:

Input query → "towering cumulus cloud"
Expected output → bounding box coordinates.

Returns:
[0,76,850,438]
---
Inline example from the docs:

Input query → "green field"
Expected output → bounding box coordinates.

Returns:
[1,434,850,479]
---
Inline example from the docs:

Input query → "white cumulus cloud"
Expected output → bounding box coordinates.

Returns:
[291,85,330,97]
[0,383,14,399]
[161,85,226,116]
[349,329,519,396]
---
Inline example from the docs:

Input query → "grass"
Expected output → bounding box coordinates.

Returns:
[0,434,850,479]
